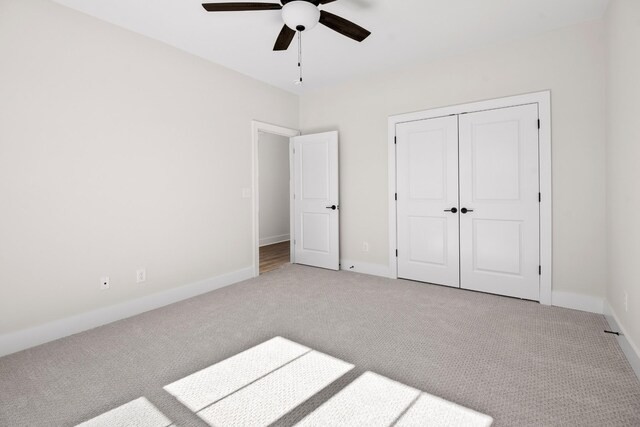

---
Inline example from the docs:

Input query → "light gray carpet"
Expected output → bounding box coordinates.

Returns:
[1,264,639,426]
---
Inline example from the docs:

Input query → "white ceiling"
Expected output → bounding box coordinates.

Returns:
[52,0,610,93]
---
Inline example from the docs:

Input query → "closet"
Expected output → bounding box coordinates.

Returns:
[395,103,541,301]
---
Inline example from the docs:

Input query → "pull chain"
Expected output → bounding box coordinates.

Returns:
[297,31,303,84]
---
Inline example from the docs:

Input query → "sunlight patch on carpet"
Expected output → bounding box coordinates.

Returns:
[297,371,493,427]
[164,336,310,412]
[163,336,492,426]
[76,397,173,427]
[395,392,493,427]
[296,371,420,426]
[198,350,353,426]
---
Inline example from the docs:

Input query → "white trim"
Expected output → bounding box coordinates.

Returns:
[603,301,640,380]
[537,93,552,306]
[0,267,254,357]
[551,290,604,314]
[388,91,553,305]
[387,113,398,280]
[259,234,290,247]
[251,121,300,278]
[340,260,391,278]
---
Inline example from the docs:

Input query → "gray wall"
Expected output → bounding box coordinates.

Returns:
[259,133,291,246]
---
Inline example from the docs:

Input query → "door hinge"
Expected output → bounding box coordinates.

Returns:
[294,240,296,245]
[539,265,542,275]
[537,119,541,129]
[394,136,397,145]
[396,249,398,257]
[539,193,541,202]
[395,193,397,201]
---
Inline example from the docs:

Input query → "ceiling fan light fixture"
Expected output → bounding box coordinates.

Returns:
[282,1,320,32]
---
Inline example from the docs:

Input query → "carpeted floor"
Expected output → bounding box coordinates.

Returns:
[1,264,639,426]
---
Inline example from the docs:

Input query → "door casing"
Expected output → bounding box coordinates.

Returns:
[388,91,552,305]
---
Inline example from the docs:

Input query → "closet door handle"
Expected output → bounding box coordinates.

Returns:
[326,205,337,210]
[461,208,474,214]
[444,207,458,213]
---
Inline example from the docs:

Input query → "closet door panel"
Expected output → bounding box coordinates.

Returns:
[458,104,540,300]
[396,116,459,287]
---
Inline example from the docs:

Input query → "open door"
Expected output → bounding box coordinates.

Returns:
[292,131,339,270]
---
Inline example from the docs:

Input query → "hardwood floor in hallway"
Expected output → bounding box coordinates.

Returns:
[259,241,290,274]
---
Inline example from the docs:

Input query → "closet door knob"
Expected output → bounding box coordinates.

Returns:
[444,207,458,213]
[326,205,337,210]
[461,208,474,214]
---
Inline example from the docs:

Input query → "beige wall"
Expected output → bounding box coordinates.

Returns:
[300,21,608,300]
[258,132,290,245]
[0,0,298,334]
[605,0,640,352]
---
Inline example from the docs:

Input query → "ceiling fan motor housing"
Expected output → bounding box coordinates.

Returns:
[282,1,320,32]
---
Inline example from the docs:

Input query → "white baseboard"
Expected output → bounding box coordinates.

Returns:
[340,260,391,278]
[603,301,640,380]
[0,267,254,358]
[259,234,290,247]
[551,290,604,314]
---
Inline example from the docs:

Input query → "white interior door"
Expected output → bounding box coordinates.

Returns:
[292,131,339,271]
[458,104,540,300]
[396,116,460,287]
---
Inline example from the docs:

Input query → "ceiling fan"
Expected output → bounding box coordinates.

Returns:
[201,1,371,51]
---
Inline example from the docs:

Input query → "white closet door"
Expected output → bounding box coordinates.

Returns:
[396,116,460,287]
[292,131,340,271]
[458,104,540,300]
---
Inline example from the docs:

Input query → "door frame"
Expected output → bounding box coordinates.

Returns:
[251,121,300,278]
[387,91,552,305]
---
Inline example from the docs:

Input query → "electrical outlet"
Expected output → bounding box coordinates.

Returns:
[136,268,146,284]
[100,276,110,290]
[362,241,369,252]
[624,292,628,312]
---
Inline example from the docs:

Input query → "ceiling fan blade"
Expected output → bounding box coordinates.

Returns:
[319,10,370,42]
[281,0,335,4]
[273,24,296,51]
[202,2,282,12]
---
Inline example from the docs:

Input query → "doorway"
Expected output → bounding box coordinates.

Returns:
[258,131,292,274]
[252,121,299,277]
[252,122,341,276]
